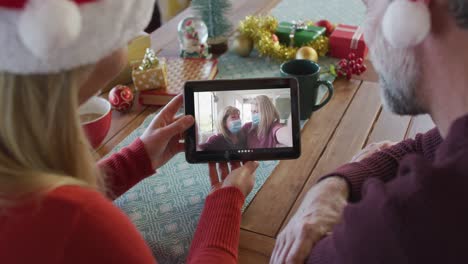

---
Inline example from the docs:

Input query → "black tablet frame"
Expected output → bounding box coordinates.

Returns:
[184,77,301,163]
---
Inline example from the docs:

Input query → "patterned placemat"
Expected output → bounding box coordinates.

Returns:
[113,114,282,262]
[217,50,338,81]
[114,0,365,263]
[164,58,218,93]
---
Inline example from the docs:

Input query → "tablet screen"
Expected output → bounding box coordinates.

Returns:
[184,78,301,163]
[195,88,293,152]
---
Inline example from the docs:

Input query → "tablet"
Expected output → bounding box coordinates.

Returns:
[184,78,301,163]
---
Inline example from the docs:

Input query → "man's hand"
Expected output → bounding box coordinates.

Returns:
[140,94,195,170]
[270,177,349,264]
[351,141,396,162]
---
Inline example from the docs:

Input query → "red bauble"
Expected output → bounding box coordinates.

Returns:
[272,34,279,43]
[109,85,134,112]
[316,20,335,36]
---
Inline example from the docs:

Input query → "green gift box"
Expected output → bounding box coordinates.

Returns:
[275,22,326,47]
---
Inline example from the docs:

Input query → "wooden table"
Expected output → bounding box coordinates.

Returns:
[97,1,435,263]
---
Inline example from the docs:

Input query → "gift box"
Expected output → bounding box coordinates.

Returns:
[132,49,168,91]
[132,63,168,91]
[329,24,368,59]
[275,21,326,47]
[103,34,151,92]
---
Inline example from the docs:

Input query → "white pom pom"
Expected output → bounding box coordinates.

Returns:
[382,0,431,48]
[18,0,82,59]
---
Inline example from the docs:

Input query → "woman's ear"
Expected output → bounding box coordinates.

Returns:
[78,48,128,104]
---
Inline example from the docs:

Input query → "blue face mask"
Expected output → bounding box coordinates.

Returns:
[228,119,242,134]
[252,113,260,126]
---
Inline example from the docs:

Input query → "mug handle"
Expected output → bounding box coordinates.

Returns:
[312,80,334,111]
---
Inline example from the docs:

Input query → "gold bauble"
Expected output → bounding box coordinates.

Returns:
[296,47,319,62]
[232,35,254,57]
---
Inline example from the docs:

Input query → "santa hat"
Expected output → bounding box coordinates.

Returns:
[382,0,432,48]
[0,0,155,74]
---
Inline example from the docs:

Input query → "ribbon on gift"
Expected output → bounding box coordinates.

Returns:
[278,20,310,47]
[335,26,364,50]
[138,48,160,71]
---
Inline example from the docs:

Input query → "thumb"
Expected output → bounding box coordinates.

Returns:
[159,115,194,138]
[239,161,260,176]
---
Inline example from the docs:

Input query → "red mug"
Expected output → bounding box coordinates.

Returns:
[79,97,112,149]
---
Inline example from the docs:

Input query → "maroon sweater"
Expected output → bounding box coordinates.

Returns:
[308,115,468,263]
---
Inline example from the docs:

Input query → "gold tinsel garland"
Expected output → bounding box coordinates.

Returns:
[238,16,329,61]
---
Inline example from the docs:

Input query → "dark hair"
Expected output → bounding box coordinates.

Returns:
[449,0,468,29]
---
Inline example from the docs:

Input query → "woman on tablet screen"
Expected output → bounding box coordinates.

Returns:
[200,106,246,151]
[242,95,292,148]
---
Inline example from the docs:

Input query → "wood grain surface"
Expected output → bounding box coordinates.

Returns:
[281,81,382,232]
[241,79,362,237]
[97,2,437,263]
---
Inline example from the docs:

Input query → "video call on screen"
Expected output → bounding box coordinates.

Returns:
[195,88,293,152]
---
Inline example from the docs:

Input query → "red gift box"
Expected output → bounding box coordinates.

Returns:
[329,24,368,59]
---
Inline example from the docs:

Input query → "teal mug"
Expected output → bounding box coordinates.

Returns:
[280,60,334,120]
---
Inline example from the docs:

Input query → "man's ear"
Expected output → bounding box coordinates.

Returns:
[429,0,466,35]
[448,0,468,29]
[428,0,451,34]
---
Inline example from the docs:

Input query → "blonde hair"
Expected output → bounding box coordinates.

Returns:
[254,95,280,138]
[218,106,240,140]
[0,67,106,209]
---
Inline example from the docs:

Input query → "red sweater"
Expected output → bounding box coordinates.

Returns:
[0,139,244,264]
[307,116,468,263]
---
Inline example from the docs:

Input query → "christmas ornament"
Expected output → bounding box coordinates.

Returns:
[272,34,279,43]
[330,52,368,80]
[232,34,254,57]
[132,49,168,91]
[382,0,431,48]
[109,85,135,112]
[296,47,318,62]
[238,16,329,61]
[178,17,211,59]
[315,20,336,37]
[138,48,159,71]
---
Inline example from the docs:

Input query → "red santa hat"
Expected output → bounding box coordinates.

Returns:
[0,0,155,74]
[382,0,432,48]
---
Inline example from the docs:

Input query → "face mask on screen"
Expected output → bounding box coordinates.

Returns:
[228,119,242,134]
[252,113,260,126]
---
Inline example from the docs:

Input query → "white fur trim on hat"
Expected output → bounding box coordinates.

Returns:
[382,0,431,48]
[18,0,82,59]
[0,0,155,74]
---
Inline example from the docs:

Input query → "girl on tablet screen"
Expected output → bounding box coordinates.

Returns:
[242,95,293,148]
